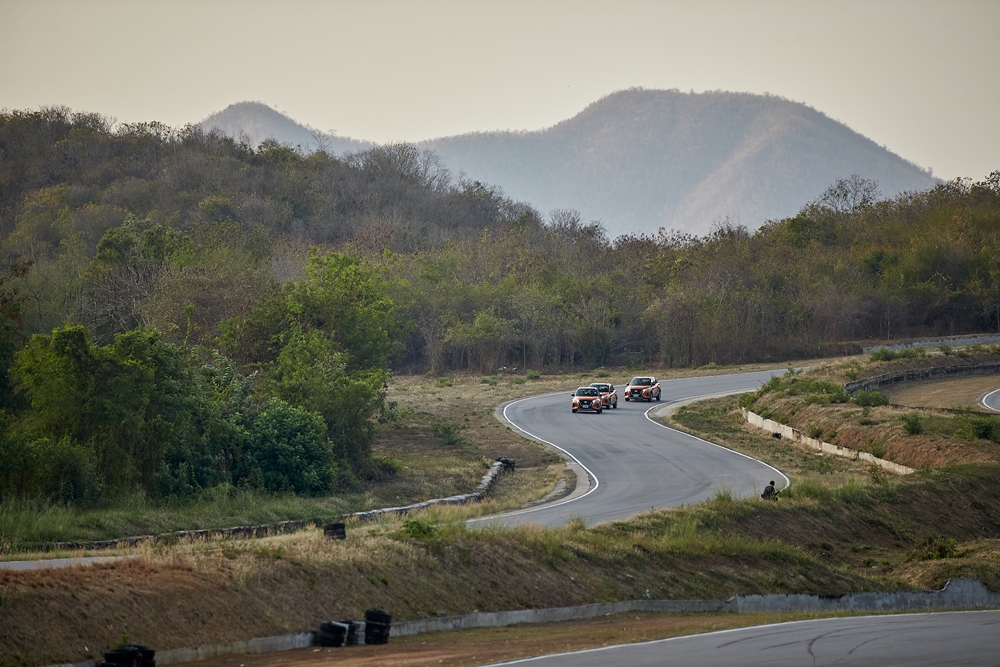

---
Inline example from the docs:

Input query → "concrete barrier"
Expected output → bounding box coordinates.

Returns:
[391,599,726,636]
[742,408,915,475]
[845,360,1000,396]
[155,632,315,665]
[731,578,1000,613]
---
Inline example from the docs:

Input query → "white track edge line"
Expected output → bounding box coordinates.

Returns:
[643,393,791,492]
[477,609,998,666]
[467,393,601,522]
[981,387,1000,413]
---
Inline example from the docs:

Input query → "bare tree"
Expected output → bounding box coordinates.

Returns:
[816,174,881,215]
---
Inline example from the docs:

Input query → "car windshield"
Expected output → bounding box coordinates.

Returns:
[630,377,652,386]
[590,383,610,392]
[575,388,599,396]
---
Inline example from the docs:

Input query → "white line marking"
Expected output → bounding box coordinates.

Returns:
[467,393,601,522]
[643,402,791,492]
[476,610,997,666]
[980,387,1000,413]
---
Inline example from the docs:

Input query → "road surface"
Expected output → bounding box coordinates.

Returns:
[482,369,787,527]
[480,610,1000,667]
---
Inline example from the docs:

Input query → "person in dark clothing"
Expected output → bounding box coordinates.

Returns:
[761,480,778,500]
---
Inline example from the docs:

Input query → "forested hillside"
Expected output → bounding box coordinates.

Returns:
[1,107,998,507]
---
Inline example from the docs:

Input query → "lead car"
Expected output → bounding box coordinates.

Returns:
[571,386,603,413]
[625,376,661,402]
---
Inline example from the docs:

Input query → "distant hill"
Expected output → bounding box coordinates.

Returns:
[421,89,940,237]
[199,102,371,154]
[200,91,940,237]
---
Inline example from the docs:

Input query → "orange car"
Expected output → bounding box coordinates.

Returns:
[624,376,661,402]
[589,382,618,409]
[571,386,603,413]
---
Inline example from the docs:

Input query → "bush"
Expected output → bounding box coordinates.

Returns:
[240,398,337,495]
[401,518,437,539]
[957,415,1000,442]
[853,390,889,407]
[901,413,923,435]
[526,370,541,380]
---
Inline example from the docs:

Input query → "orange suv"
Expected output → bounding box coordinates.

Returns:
[571,386,603,413]
[589,382,618,409]
[624,376,661,402]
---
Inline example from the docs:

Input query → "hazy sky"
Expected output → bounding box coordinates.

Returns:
[2,0,997,180]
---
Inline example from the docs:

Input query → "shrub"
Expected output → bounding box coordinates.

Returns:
[901,413,923,435]
[939,344,952,355]
[853,390,889,407]
[435,422,466,446]
[806,423,823,439]
[957,415,1000,442]
[511,376,526,385]
[526,370,541,380]
[401,518,437,539]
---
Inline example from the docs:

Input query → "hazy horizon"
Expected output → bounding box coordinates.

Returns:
[2,0,998,181]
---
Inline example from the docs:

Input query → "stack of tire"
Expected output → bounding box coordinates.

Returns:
[316,621,350,647]
[341,619,366,645]
[364,608,391,645]
[103,645,155,667]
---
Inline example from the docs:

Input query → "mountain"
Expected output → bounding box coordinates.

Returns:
[421,89,940,237]
[200,91,940,237]
[200,101,371,154]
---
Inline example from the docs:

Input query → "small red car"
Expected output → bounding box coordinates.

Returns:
[624,376,661,402]
[571,387,603,413]
[589,382,618,409]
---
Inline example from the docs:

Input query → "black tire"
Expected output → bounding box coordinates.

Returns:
[596,407,602,414]
[320,621,349,635]
[365,608,392,624]
[104,648,140,667]
[655,393,660,401]
[364,620,391,645]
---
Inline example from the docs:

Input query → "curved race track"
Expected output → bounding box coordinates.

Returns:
[482,610,1000,667]
[482,369,786,527]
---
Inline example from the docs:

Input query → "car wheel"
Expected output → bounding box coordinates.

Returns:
[572,408,577,413]
[596,407,602,414]
[612,401,617,409]
[655,393,660,401]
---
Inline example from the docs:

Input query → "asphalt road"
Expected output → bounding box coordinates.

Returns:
[481,369,787,528]
[981,386,1000,412]
[481,611,1000,667]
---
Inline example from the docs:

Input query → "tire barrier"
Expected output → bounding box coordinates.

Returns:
[364,608,392,645]
[103,644,155,667]
[11,460,512,555]
[323,523,346,540]
[315,621,349,647]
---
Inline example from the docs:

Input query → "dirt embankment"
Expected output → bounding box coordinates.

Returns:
[5,464,1000,667]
